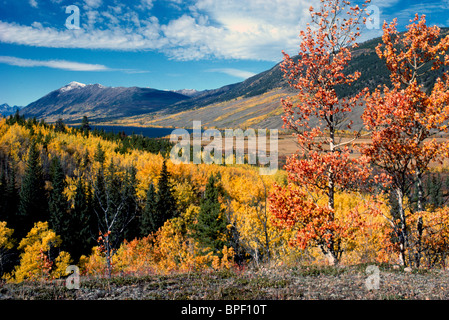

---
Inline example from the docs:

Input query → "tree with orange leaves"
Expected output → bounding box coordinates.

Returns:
[270,0,371,265]
[362,14,449,267]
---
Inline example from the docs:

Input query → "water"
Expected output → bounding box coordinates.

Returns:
[90,125,184,139]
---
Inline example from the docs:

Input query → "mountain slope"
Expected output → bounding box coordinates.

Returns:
[167,60,290,114]
[21,82,190,123]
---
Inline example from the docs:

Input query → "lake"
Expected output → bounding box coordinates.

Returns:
[90,125,187,139]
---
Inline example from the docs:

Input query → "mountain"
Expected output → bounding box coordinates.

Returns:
[21,82,190,123]
[170,89,203,97]
[121,30,449,130]
[167,62,290,114]
[115,37,392,130]
[19,30,449,129]
[0,103,22,117]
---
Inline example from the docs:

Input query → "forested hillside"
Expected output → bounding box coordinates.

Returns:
[0,114,292,280]
[1,111,449,283]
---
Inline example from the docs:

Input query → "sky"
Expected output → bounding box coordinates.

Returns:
[1,0,449,107]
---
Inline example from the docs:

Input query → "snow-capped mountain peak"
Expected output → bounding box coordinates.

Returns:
[0,103,22,116]
[170,89,202,97]
[59,81,87,93]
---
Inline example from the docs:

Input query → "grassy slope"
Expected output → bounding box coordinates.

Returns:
[104,88,290,130]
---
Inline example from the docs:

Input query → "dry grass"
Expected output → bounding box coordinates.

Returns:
[1,264,449,300]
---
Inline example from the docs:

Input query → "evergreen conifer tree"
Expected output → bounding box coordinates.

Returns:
[141,182,157,235]
[81,116,91,136]
[54,118,66,133]
[2,162,19,226]
[94,143,106,166]
[428,173,443,208]
[140,161,178,234]
[18,140,48,238]
[192,173,228,256]
[121,166,139,240]
[71,178,95,261]
[155,160,177,229]
[48,156,68,238]
[0,170,7,222]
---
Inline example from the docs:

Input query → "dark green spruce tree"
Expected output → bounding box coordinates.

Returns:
[105,161,123,247]
[71,178,95,262]
[427,173,443,209]
[81,116,91,136]
[140,160,178,234]
[155,160,178,229]
[93,166,107,229]
[121,165,139,240]
[54,118,66,133]
[0,170,6,221]
[94,143,106,165]
[192,173,228,256]
[48,156,69,239]
[1,162,19,226]
[140,182,157,236]
[0,166,12,223]
[18,140,48,238]
[93,161,138,277]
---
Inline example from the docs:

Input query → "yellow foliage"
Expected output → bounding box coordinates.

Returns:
[87,213,236,276]
[334,192,393,265]
[79,246,107,277]
[0,221,14,251]
[173,181,198,213]
[5,119,449,273]
[51,251,73,279]
[6,221,72,283]
[405,207,449,268]
[113,237,155,275]
[212,246,235,270]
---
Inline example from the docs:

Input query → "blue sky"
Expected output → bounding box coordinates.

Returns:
[1,0,449,107]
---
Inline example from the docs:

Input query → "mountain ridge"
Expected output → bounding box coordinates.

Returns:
[0,103,22,117]
[18,30,449,129]
[20,83,190,123]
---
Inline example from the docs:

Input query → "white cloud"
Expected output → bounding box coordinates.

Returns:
[84,0,102,9]
[0,0,325,61]
[0,21,164,50]
[31,22,43,29]
[159,0,322,61]
[178,0,320,60]
[137,0,154,11]
[0,56,110,71]
[370,0,401,8]
[29,0,38,8]
[206,68,256,79]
